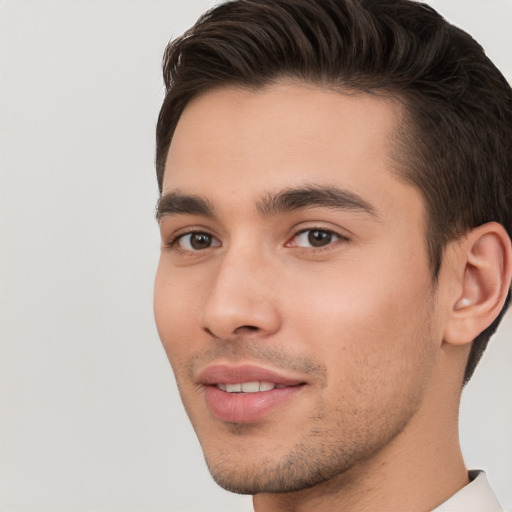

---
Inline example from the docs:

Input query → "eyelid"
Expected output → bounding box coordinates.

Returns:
[161,223,349,253]
[180,232,221,251]
[286,226,349,249]
[162,226,221,252]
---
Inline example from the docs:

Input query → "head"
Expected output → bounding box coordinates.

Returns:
[156,0,512,384]
[154,0,512,498]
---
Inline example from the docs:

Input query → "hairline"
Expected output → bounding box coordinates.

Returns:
[158,78,443,279]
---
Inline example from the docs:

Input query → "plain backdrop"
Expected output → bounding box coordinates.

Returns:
[0,1,511,511]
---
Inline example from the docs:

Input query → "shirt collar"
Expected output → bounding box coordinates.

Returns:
[431,470,502,512]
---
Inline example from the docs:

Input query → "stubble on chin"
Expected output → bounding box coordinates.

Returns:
[199,371,434,496]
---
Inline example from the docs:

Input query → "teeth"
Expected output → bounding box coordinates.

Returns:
[241,381,259,393]
[217,381,277,393]
[259,381,275,391]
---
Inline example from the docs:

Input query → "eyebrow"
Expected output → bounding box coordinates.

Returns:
[156,184,377,221]
[257,185,377,217]
[156,191,215,221]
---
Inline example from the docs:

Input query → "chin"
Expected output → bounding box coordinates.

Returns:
[206,460,335,495]
[201,439,360,495]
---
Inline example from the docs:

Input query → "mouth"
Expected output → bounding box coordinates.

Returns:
[216,381,292,393]
[198,364,307,423]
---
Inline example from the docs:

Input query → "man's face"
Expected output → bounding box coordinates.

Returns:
[154,83,444,494]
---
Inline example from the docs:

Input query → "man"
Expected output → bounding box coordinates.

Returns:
[153,0,512,510]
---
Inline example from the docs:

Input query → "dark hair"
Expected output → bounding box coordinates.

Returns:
[155,0,512,383]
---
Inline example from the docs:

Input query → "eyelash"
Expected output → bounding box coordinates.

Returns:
[288,227,349,250]
[165,230,220,252]
[165,227,348,253]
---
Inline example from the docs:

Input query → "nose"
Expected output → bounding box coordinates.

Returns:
[200,247,281,341]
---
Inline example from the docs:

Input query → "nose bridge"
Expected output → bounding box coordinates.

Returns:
[201,240,280,340]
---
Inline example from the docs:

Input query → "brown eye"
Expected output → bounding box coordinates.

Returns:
[308,230,333,247]
[177,232,220,251]
[293,229,340,248]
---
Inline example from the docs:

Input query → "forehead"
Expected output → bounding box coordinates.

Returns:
[163,82,415,217]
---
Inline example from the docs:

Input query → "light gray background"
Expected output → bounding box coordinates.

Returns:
[0,1,511,511]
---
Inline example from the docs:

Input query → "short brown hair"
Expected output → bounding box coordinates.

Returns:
[155,0,512,383]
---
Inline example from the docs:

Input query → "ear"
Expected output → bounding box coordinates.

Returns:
[443,222,512,346]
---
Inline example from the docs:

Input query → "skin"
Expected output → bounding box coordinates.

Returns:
[154,82,475,511]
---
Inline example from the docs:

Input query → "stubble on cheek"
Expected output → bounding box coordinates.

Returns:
[164,285,441,496]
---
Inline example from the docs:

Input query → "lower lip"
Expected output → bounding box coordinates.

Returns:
[203,385,304,423]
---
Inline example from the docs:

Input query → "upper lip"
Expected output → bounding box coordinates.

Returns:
[197,363,306,386]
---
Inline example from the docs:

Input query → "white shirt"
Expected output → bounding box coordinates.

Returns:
[432,470,503,512]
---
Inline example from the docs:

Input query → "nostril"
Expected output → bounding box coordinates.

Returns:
[204,325,259,339]
[234,325,260,335]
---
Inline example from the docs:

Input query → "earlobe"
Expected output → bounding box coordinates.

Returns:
[444,222,512,346]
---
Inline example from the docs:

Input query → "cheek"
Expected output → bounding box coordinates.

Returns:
[283,255,436,371]
[154,263,199,363]
[286,272,438,428]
